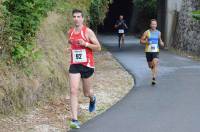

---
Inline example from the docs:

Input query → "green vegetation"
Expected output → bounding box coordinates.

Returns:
[0,0,55,65]
[0,0,111,115]
[133,0,157,17]
[89,0,112,31]
[192,10,200,20]
[133,0,157,33]
[0,0,110,65]
[54,0,92,33]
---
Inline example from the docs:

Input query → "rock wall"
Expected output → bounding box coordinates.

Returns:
[172,0,200,55]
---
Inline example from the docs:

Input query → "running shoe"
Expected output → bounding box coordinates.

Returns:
[70,119,80,129]
[89,96,96,112]
[152,78,156,85]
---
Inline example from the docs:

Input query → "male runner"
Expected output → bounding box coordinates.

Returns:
[114,15,128,48]
[67,9,101,129]
[140,19,164,85]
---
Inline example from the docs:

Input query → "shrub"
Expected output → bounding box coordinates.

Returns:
[89,0,112,31]
[0,0,54,65]
[192,10,200,20]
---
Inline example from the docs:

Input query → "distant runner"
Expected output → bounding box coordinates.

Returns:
[114,15,128,48]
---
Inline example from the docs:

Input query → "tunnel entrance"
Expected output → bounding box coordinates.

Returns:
[98,0,133,33]
[98,0,166,35]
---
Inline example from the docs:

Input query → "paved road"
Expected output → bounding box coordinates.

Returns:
[70,35,200,132]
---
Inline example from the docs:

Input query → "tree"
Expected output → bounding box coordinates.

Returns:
[89,0,112,31]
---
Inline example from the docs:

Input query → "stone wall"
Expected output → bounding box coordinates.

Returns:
[172,0,200,56]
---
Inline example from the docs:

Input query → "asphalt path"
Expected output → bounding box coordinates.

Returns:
[70,35,200,132]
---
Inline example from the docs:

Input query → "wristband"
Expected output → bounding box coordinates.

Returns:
[85,42,89,47]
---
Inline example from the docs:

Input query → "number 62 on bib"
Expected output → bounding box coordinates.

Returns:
[72,49,87,63]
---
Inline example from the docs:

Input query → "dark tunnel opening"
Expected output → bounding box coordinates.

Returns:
[97,0,164,35]
[98,0,134,33]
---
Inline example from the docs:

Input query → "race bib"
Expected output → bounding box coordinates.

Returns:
[72,49,87,63]
[148,44,158,52]
[118,29,124,33]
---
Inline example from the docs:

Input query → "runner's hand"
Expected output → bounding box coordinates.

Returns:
[119,22,123,26]
[160,41,164,48]
[68,39,73,44]
[144,39,148,44]
[77,39,86,46]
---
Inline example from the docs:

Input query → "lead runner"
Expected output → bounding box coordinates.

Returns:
[67,9,101,129]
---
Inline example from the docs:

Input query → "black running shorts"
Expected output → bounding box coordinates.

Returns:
[145,52,159,62]
[118,33,124,37]
[69,64,94,78]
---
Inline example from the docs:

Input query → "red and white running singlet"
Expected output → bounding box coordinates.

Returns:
[68,25,95,68]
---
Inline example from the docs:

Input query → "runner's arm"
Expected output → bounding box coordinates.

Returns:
[159,33,164,47]
[123,23,128,29]
[140,31,148,45]
[114,21,122,29]
[84,29,101,51]
[114,22,119,29]
[123,21,128,29]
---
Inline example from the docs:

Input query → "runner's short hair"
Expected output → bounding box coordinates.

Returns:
[150,19,157,23]
[72,9,84,17]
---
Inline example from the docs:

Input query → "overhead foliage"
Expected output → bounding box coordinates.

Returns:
[89,0,112,31]
[133,0,157,18]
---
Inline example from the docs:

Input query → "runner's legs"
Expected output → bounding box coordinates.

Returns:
[69,73,81,120]
[121,34,125,46]
[82,76,94,101]
[152,58,159,79]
